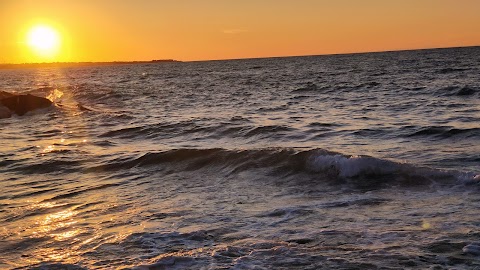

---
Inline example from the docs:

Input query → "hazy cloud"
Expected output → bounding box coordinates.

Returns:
[223,29,248,34]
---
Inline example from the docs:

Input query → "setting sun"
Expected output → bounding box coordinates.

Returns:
[26,25,60,59]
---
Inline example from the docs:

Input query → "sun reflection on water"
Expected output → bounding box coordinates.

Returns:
[37,137,89,155]
[46,88,64,102]
[35,209,79,236]
[7,203,85,266]
[41,144,56,154]
[51,228,82,241]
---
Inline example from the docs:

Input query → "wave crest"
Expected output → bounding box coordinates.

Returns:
[88,148,478,187]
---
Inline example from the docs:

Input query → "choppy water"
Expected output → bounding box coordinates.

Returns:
[1,47,479,269]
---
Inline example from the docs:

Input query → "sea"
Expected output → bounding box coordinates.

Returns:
[0,46,479,269]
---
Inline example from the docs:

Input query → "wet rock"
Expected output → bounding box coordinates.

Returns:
[0,105,12,118]
[0,90,52,117]
[0,90,15,100]
[456,87,476,96]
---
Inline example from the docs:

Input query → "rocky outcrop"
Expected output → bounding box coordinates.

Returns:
[0,90,52,118]
[0,105,12,118]
[0,90,15,100]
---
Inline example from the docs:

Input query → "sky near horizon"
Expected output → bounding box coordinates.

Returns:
[0,0,479,63]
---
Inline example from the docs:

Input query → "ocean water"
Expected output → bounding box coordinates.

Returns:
[0,47,479,269]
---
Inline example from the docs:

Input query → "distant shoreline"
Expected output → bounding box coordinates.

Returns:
[0,59,181,70]
[188,45,480,63]
[1,45,479,70]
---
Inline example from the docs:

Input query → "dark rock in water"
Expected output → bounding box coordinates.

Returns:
[0,105,12,118]
[0,90,15,100]
[456,87,476,96]
[1,94,52,116]
[0,91,52,117]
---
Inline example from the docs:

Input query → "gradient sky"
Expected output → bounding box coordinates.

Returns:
[1,0,479,63]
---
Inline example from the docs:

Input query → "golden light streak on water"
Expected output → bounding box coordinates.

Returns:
[46,88,64,102]
[36,209,78,235]
[51,228,82,241]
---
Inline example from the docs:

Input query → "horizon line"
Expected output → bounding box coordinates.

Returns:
[1,45,479,67]
[192,44,480,63]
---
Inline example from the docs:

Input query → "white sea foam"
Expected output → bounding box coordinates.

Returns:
[307,152,479,183]
[308,154,399,178]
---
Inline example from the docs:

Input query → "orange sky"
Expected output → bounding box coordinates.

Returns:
[1,0,479,63]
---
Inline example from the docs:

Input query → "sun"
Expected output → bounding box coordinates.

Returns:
[27,25,61,59]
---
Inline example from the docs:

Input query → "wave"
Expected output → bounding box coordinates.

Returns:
[5,159,83,174]
[437,86,479,97]
[292,83,319,92]
[436,67,472,74]
[26,263,87,270]
[405,126,480,139]
[88,148,479,187]
[43,183,121,202]
[99,122,295,140]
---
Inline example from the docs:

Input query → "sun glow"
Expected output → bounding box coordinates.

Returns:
[26,25,61,59]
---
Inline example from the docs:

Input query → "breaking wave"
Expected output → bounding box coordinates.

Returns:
[87,148,479,187]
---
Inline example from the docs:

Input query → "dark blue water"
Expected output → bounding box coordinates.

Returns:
[0,47,479,269]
